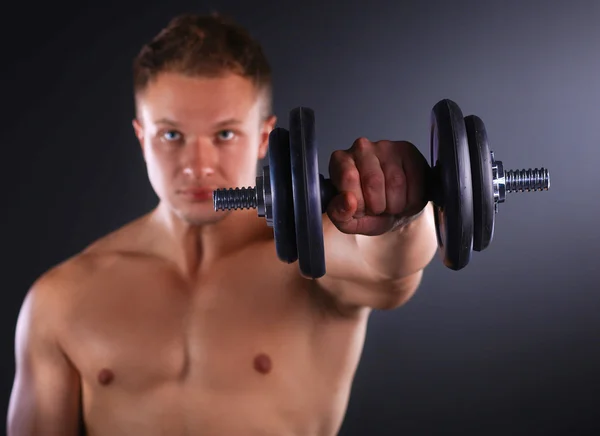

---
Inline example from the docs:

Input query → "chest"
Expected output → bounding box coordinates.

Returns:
[64,257,333,394]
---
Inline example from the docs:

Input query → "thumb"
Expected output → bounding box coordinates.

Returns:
[327,191,357,228]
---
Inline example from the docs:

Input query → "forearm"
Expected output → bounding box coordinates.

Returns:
[354,202,438,281]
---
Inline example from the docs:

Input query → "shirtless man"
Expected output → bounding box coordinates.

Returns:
[8,12,439,436]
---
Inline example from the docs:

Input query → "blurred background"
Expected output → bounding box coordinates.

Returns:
[3,0,599,434]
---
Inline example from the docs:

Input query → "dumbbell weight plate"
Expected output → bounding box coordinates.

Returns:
[268,127,298,263]
[289,107,327,279]
[430,99,474,270]
[464,115,495,252]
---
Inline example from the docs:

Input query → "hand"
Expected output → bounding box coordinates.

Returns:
[327,137,430,236]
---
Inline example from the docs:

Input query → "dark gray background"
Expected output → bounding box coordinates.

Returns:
[3,0,599,434]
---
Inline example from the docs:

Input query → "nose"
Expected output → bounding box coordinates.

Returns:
[182,138,216,179]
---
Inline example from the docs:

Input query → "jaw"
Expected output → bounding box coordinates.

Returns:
[159,198,227,228]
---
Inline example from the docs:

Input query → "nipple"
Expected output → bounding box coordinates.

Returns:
[97,368,114,386]
[253,353,272,375]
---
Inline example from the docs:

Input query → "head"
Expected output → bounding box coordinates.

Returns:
[132,13,277,226]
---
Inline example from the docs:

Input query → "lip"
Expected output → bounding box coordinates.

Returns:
[179,186,217,201]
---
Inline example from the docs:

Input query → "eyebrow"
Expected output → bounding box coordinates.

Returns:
[154,118,179,126]
[153,118,243,128]
[213,118,243,128]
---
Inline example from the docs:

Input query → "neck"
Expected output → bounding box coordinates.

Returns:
[148,202,267,278]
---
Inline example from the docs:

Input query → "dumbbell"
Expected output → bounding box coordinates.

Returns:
[212,99,550,279]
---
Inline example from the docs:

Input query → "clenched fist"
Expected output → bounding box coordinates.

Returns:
[327,138,430,236]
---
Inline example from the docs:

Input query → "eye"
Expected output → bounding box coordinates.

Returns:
[217,130,235,141]
[161,130,182,142]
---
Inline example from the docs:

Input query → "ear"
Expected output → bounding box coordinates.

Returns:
[132,118,145,151]
[258,114,277,160]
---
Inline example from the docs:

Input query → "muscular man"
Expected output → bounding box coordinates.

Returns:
[8,13,438,436]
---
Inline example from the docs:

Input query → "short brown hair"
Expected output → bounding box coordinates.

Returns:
[132,12,273,118]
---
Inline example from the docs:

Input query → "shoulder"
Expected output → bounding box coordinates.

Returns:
[47,213,151,288]
[20,252,113,327]
[13,252,106,360]
[19,214,152,327]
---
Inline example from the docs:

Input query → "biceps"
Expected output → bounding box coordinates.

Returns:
[8,356,81,435]
[8,340,82,435]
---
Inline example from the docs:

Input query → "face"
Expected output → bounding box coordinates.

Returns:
[133,72,276,226]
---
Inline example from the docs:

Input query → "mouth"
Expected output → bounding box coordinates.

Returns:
[178,186,217,202]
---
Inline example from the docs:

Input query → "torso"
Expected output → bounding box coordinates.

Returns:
[55,216,370,436]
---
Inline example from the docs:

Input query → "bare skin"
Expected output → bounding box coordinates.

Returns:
[8,72,438,436]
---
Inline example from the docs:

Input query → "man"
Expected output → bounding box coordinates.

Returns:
[8,12,438,436]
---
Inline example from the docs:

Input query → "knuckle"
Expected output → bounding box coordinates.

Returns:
[330,149,348,163]
[329,150,352,177]
[352,137,371,153]
[340,167,361,186]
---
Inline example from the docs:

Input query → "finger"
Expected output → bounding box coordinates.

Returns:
[354,214,397,236]
[326,191,359,232]
[352,138,386,215]
[327,194,394,236]
[329,150,365,216]
[381,157,407,215]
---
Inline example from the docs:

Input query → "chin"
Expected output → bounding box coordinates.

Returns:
[176,208,229,227]
[162,196,233,226]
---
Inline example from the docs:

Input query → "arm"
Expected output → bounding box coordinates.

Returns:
[316,138,438,311]
[318,203,437,311]
[354,202,437,281]
[7,277,82,436]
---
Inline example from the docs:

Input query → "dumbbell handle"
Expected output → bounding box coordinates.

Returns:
[213,175,337,213]
[319,176,337,213]
[214,163,549,214]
